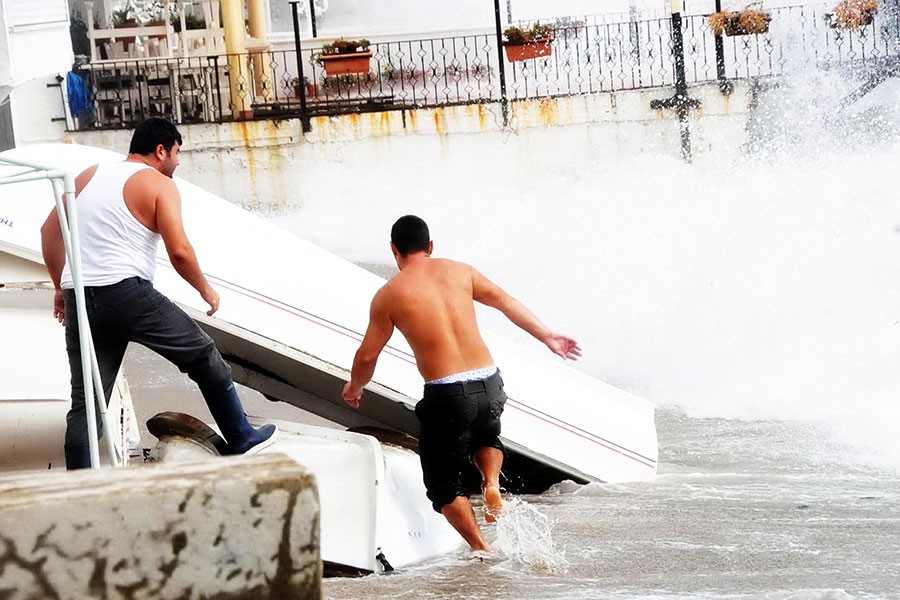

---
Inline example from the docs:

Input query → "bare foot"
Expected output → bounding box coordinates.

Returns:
[483,486,504,523]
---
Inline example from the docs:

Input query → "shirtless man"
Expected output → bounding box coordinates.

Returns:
[41,117,276,468]
[342,215,580,551]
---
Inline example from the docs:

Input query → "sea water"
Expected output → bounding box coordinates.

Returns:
[256,65,900,598]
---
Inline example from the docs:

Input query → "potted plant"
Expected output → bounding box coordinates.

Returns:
[292,76,319,98]
[110,0,167,44]
[825,0,878,29]
[170,11,206,33]
[708,5,772,36]
[317,38,372,76]
[502,22,554,62]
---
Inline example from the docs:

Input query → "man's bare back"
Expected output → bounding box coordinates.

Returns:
[376,257,494,381]
[341,215,580,552]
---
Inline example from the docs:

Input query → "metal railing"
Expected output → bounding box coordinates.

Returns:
[67,5,900,131]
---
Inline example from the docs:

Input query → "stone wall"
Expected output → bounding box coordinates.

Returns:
[0,454,321,599]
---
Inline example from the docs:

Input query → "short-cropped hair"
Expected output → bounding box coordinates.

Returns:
[128,118,183,155]
[391,215,430,256]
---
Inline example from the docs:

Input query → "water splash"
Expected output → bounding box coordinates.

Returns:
[492,497,569,574]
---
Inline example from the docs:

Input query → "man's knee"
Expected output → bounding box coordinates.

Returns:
[183,342,232,389]
[429,489,468,514]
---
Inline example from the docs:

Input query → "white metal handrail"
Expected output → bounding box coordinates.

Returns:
[0,155,117,469]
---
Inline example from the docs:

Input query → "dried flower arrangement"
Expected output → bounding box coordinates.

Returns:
[708,6,772,36]
[829,0,878,29]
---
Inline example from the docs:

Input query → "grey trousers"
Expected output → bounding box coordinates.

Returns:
[64,276,232,469]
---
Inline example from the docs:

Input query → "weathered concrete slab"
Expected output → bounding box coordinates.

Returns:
[0,454,321,600]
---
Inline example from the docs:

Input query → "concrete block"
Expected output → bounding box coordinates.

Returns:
[0,454,321,600]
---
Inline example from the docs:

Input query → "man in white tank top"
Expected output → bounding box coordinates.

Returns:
[341,215,581,552]
[40,118,277,469]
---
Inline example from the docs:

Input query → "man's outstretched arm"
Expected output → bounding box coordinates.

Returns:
[155,176,220,316]
[342,290,395,408]
[472,267,582,360]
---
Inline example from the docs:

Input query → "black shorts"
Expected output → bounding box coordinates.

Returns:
[415,370,507,513]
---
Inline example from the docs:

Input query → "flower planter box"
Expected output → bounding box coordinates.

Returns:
[319,51,372,76]
[722,14,771,36]
[824,9,875,29]
[502,37,553,62]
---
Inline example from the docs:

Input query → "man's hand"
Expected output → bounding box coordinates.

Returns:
[53,289,66,325]
[544,333,582,361]
[202,286,220,316]
[342,382,362,408]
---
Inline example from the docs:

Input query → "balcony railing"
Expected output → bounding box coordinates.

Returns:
[66,5,900,131]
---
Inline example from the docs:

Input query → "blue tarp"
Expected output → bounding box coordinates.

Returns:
[66,71,92,118]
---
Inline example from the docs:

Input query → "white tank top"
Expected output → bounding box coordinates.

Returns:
[60,161,160,289]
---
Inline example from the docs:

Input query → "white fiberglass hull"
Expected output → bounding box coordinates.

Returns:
[0,143,658,485]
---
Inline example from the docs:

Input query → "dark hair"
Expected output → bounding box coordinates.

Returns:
[391,215,430,256]
[128,118,183,155]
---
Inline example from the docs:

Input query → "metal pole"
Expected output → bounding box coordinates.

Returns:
[506,0,512,22]
[0,158,115,468]
[308,0,317,38]
[671,6,692,162]
[51,177,117,467]
[213,55,224,123]
[291,1,312,133]
[713,0,734,95]
[493,0,509,128]
[650,0,701,163]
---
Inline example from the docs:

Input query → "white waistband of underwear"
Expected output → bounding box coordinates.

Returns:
[426,366,498,385]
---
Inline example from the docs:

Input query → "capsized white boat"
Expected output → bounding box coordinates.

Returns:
[0,277,461,574]
[0,264,140,472]
[0,143,658,490]
[148,412,461,574]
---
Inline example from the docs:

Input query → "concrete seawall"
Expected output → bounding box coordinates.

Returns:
[0,454,321,599]
[67,81,754,211]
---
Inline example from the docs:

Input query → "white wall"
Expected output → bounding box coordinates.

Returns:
[0,2,11,90]
[1,0,73,145]
[66,81,754,211]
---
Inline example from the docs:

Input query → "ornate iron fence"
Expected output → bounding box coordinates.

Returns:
[68,5,900,131]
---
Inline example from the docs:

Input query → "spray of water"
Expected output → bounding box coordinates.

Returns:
[491,497,569,574]
[274,62,900,469]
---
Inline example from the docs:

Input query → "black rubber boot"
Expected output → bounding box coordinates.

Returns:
[205,381,278,455]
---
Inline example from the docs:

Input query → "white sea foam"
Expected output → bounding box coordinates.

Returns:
[275,62,900,469]
[491,497,569,574]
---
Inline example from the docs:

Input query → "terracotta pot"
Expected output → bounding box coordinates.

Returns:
[503,38,553,62]
[293,81,320,98]
[319,50,372,76]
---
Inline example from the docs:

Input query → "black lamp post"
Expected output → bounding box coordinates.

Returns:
[650,0,701,162]
[289,1,311,133]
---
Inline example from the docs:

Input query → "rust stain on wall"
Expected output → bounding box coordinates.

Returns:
[232,121,261,209]
[476,104,488,131]
[537,98,558,126]
[432,109,446,135]
[347,113,362,139]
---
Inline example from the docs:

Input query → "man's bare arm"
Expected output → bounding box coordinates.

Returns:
[472,266,582,360]
[154,177,219,316]
[40,206,67,324]
[342,290,395,407]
